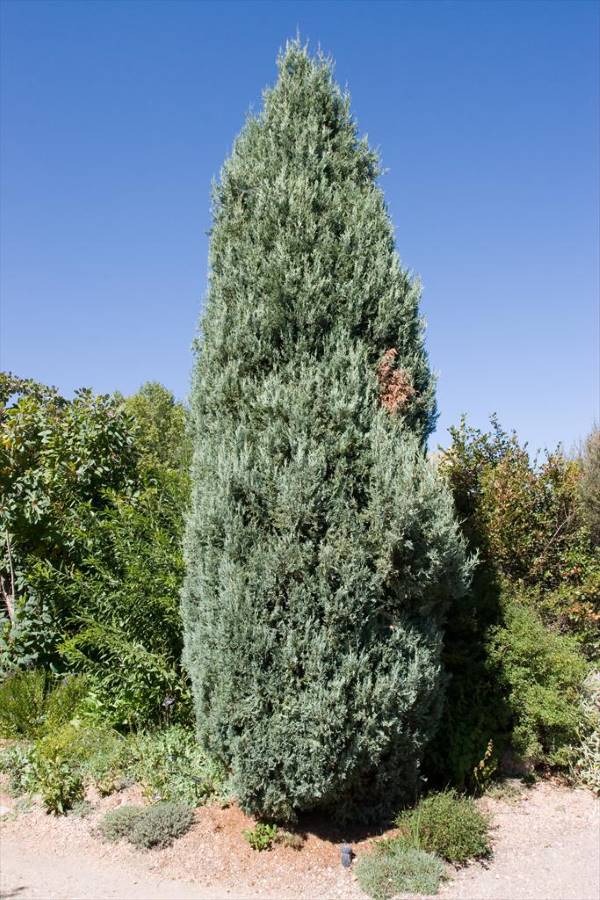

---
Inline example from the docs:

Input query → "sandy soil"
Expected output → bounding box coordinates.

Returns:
[0,780,598,900]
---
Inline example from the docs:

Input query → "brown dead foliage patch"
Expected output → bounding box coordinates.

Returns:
[377,348,415,413]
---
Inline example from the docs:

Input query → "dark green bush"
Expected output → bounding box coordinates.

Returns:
[99,805,145,842]
[488,600,588,767]
[395,790,491,865]
[428,417,598,789]
[129,802,195,849]
[356,844,445,899]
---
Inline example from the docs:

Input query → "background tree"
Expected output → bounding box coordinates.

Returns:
[182,42,471,822]
[0,373,191,727]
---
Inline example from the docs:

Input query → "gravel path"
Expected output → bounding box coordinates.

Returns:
[0,781,598,900]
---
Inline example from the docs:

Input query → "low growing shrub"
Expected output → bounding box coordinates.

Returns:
[355,844,445,900]
[129,802,195,849]
[395,790,491,865]
[99,802,194,849]
[99,805,145,842]
[243,822,278,851]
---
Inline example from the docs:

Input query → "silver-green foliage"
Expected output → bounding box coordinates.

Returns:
[182,41,471,821]
[100,802,195,849]
[356,844,445,899]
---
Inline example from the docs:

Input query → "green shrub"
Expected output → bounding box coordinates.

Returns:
[129,802,195,849]
[130,726,225,806]
[35,749,84,815]
[99,805,145,842]
[0,671,89,739]
[573,670,600,792]
[580,427,600,545]
[355,844,445,899]
[395,790,491,865]
[243,822,278,851]
[0,671,47,737]
[44,675,90,730]
[489,600,588,767]
[0,741,37,796]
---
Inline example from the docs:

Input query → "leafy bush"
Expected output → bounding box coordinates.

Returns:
[429,417,599,788]
[35,748,84,815]
[355,844,445,899]
[0,741,37,796]
[395,790,491,865]
[488,600,588,767]
[573,670,600,792]
[130,726,226,805]
[0,671,89,740]
[99,805,145,842]
[1,374,191,729]
[580,427,600,545]
[243,822,278,851]
[0,374,138,674]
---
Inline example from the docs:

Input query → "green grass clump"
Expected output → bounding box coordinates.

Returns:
[99,802,194,849]
[99,805,145,841]
[355,844,445,900]
[395,790,491,865]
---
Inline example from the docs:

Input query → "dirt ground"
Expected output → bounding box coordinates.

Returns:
[0,780,598,900]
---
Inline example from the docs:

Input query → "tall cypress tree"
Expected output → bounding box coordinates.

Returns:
[183,42,471,822]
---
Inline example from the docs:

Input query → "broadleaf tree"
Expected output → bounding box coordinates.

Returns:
[182,42,471,822]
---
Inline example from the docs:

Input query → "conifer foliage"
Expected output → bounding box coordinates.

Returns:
[182,42,471,821]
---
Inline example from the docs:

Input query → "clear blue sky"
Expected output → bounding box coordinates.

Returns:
[1,0,598,451]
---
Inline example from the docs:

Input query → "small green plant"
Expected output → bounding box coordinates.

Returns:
[0,741,37,796]
[128,801,195,849]
[35,750,84,815]
[395,790,491,865]
[471,739,498,796]
[355,844,445,900]
[243,822,278,851]
[99,805,145,842]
